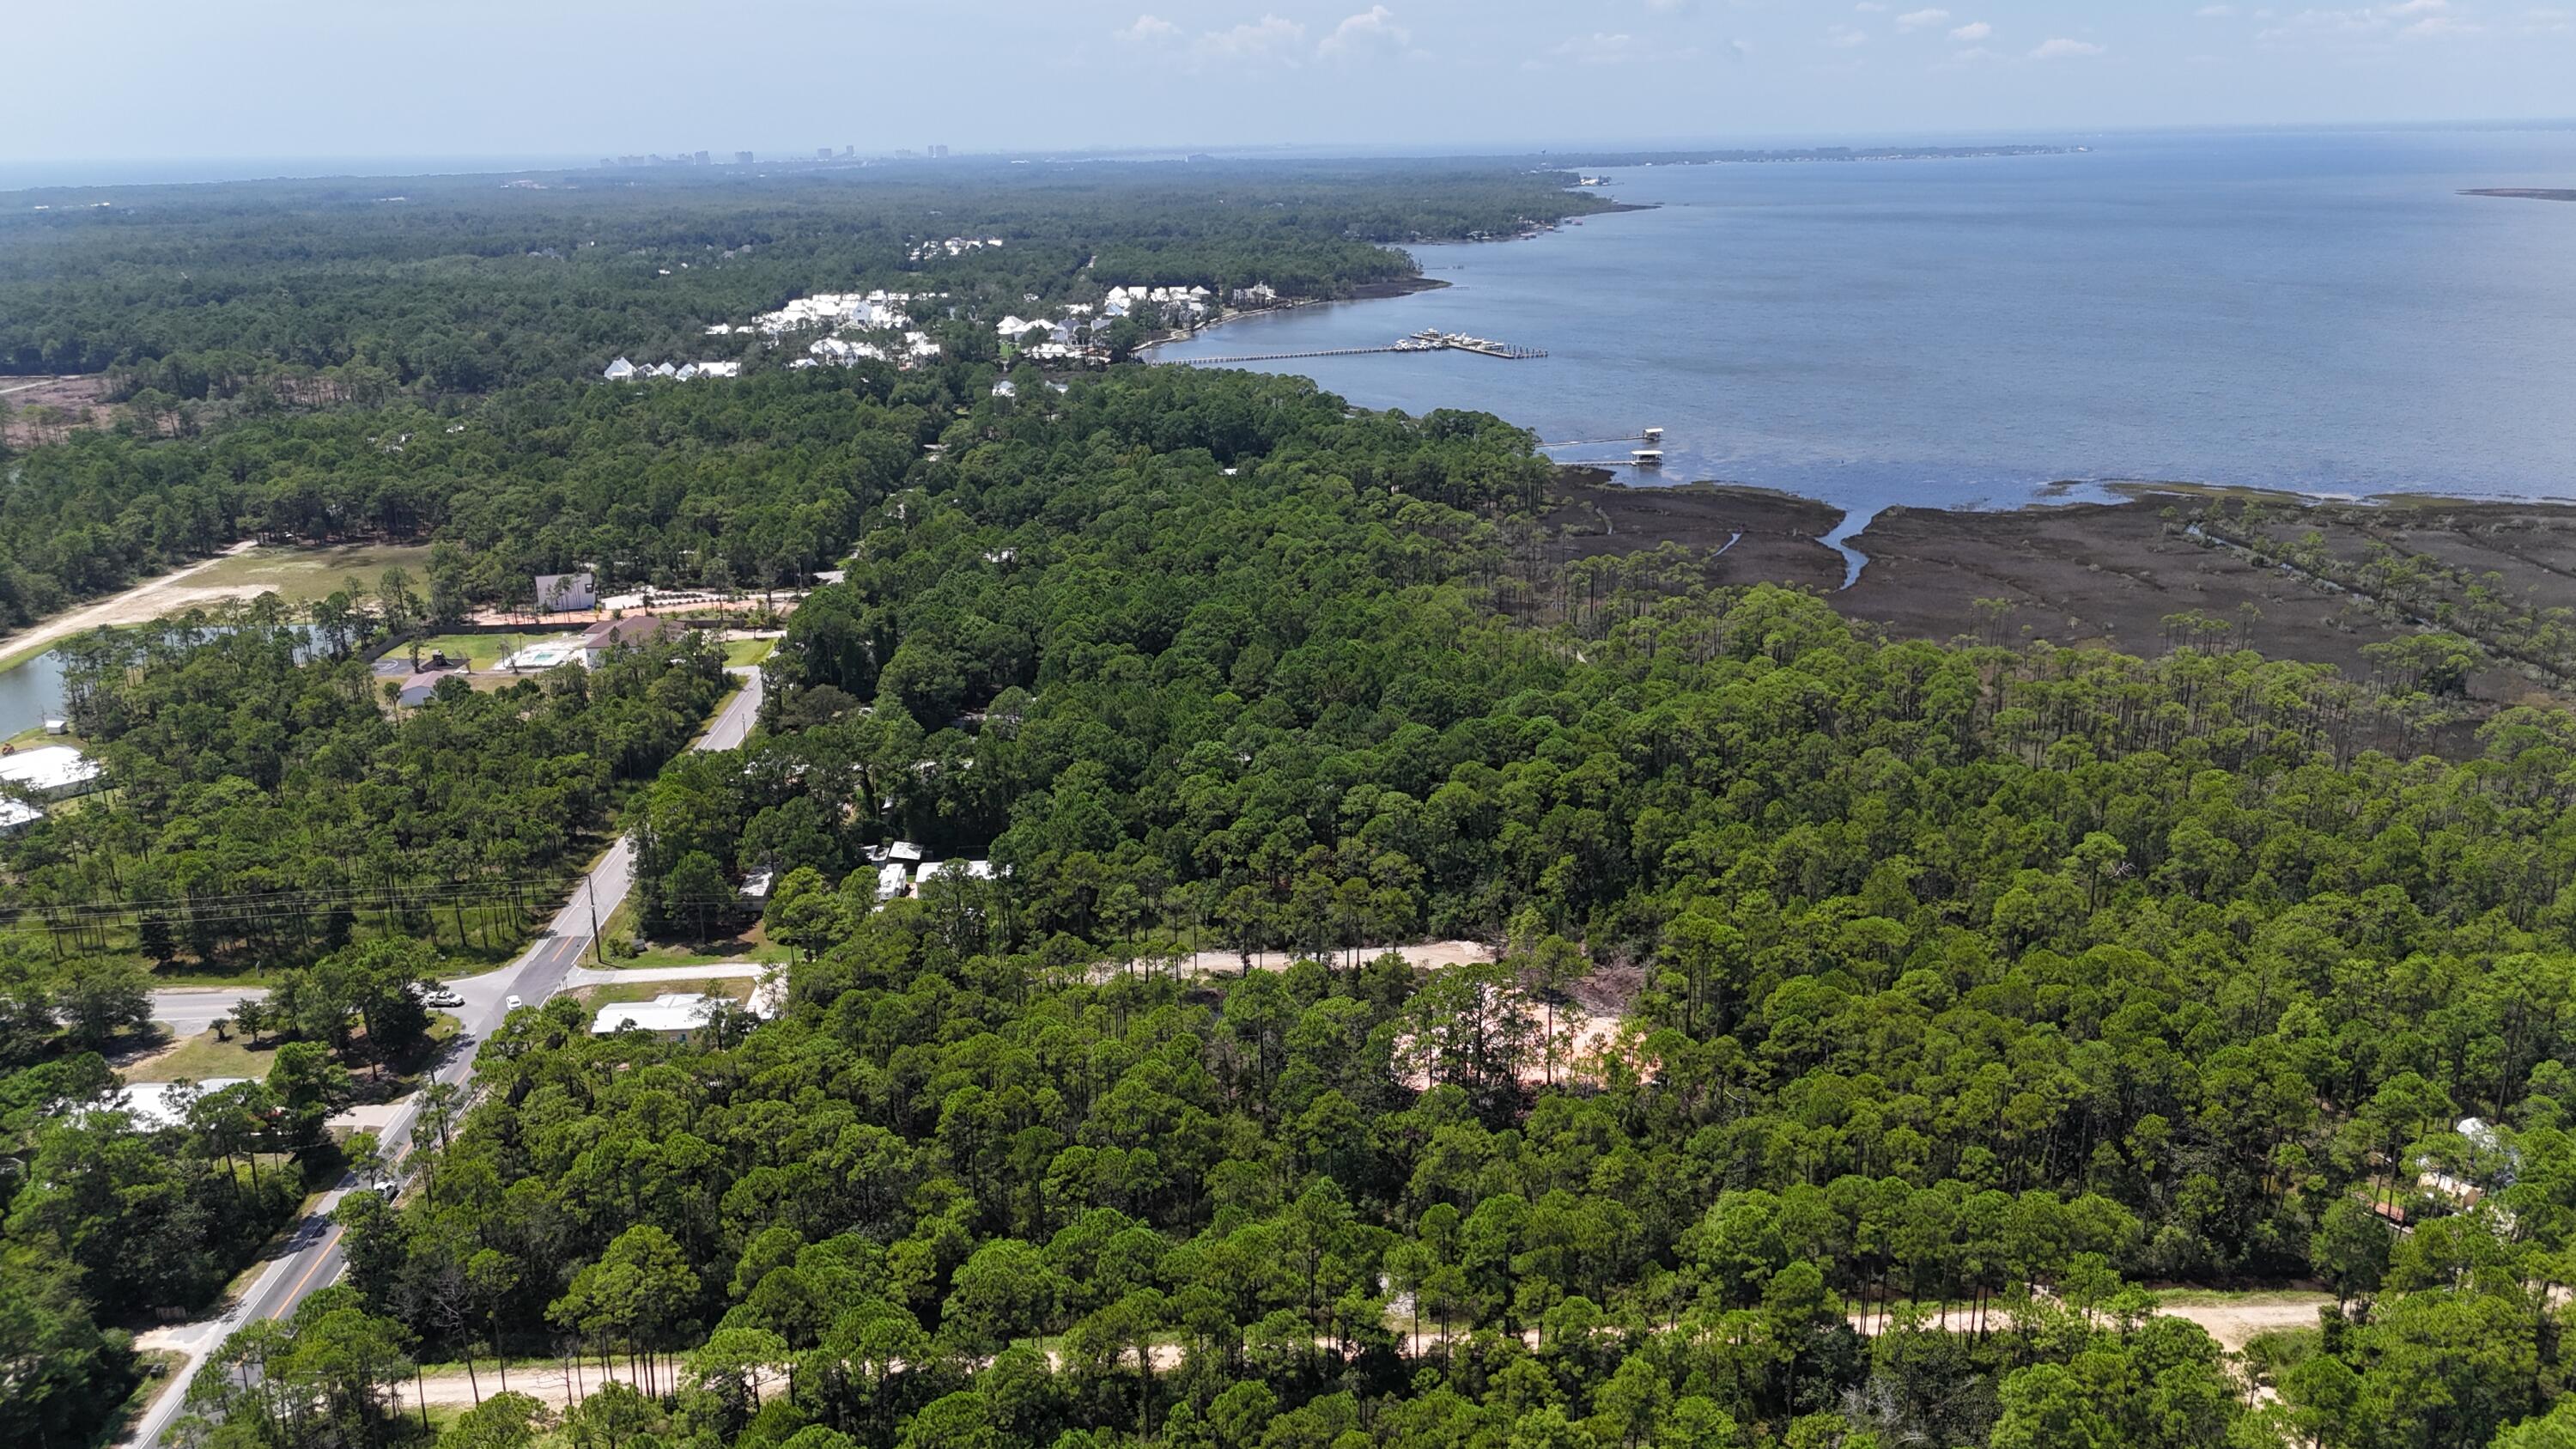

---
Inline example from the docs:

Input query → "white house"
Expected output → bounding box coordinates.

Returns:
[603,356,638,381]
[112,1078,252,1130]
[536,571,598,613]
[876,861,910,901]
[591,993,719,1040]
[0,746,102,801]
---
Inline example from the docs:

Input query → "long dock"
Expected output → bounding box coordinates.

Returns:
[1164,330,1546,367]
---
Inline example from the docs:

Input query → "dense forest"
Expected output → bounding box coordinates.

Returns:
[3,606,729,969]
[98,367,2561,1449]
[0,159,1607,630]
[0,161,1603,390]
[0,367,946,629]
[3,155,2571,1444]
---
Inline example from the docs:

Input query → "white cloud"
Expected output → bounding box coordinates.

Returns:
[1197,15,1307,63]
[1553,31,1647,63]
[1116,13,1180,43]
[1950,20,1992,40]
[2029,35,2105,56]
[1897,8,1953,28]
[1318,4,1408,58]
[2257,1,2488,41]
[1828,22,1872,45]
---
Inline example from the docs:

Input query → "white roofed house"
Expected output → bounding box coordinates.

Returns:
[876,861,911,901]
[590,991,769,1042]
[0,745,103,806]
[603,356,638,381]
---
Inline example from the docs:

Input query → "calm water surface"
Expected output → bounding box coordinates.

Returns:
[1155,131,2576,516]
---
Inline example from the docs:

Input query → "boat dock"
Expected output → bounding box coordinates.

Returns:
[1164,329,1547,367]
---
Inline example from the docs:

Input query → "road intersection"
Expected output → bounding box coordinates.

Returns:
[125,667,764,1448]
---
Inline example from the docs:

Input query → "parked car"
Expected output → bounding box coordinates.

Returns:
[422,987,463,1008]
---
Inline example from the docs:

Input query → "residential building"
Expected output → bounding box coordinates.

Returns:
[591,993,719,1040]
[0,745,102,801]
[579,613,683,667]
[396,668,468,708]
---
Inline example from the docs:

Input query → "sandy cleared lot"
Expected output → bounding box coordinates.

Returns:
[0,541,436,669]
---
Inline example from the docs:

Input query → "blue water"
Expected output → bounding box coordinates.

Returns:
[0,652,66,737]
[1155,130,2576,515]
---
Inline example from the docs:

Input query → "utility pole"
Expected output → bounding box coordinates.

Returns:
[586,880,602,964]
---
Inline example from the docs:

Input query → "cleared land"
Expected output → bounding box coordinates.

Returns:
[0,373,117,445]
[570,975,756,1008]
[0,540,437,669]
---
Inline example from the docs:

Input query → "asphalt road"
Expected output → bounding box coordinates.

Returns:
[126,667,762,1448]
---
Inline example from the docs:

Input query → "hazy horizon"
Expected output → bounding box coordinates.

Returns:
[6,0,2574,185]
[6,119,2575,196]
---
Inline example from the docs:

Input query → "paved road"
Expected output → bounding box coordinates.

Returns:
[126,667,763,1448]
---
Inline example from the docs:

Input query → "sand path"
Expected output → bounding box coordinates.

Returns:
[0,540,259,666]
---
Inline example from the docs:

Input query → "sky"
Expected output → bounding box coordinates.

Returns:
[4,0,2572,178]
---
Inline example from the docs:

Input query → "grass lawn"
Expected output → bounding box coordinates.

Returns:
[573,976,756,1008]
[2149,1288,2336,1308]
[122,1028,281,1084]
[193,543,439,602]
[598,897,792,968]
[3,722,83,749]
[723,636,779,667]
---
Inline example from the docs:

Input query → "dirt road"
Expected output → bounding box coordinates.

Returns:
[0,541,259,666]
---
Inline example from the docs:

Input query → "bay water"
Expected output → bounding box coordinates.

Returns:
[1153,129,2576,517]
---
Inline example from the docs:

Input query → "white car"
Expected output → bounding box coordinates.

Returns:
[422,987,463,1008]
[505,995,524,1011]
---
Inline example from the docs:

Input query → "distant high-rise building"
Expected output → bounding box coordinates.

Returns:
[928,143,950,159]
[737,151,755,166]
[694,150,709,165]
[817,147,832,161]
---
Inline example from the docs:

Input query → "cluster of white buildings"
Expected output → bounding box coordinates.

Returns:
[750,290,937,336]
[866,840,997,901]
[602,358,741,382]
[908,235,1005,262]
[794,331,943,368]
[1103,283,1215,321]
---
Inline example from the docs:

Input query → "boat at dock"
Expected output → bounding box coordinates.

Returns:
[1168,330,1547,367]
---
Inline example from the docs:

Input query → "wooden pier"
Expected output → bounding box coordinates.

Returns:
[1163,329,1546,367]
